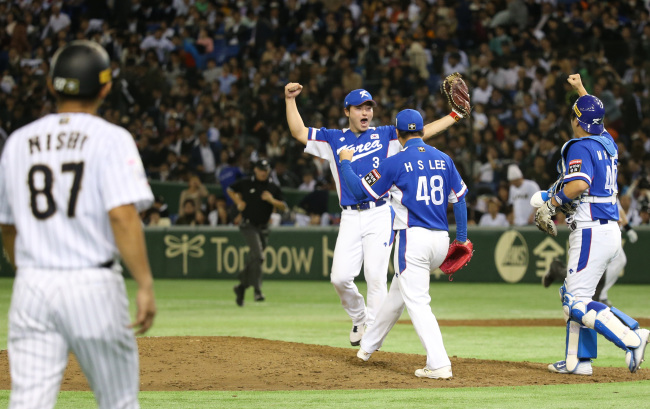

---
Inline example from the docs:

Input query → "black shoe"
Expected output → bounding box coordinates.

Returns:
[543,258,567,288]
[254,291,265,302]
[234,285,245,307]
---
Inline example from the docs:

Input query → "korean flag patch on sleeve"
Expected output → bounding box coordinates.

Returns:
[568,159,582,174]
[364,169,381,186]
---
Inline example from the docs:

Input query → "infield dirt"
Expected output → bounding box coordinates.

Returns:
[2,318,650,391]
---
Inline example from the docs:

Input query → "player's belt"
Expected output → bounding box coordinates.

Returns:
[99,260,115,269]
[342,199,387,211]
[580,194,617,204]
[569,219,616,232]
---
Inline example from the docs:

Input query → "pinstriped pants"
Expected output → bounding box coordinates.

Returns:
[9,267,139,409]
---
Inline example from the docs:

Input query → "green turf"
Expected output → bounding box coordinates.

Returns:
[1,278,649,407]
[1,382,650,409]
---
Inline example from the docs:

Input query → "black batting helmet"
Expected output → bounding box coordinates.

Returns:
[49,40,111,98]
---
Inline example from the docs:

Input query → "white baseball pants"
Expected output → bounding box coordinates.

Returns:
[565,221,621,301]
[598,246,626,302]
[9,267,140,409]
[360,227,452,370]
[330,204,393,327]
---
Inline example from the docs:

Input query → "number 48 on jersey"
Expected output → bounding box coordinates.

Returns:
[416,175,444,205]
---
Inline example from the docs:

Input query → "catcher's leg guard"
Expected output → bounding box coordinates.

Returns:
[565,320,597,372]
[562,291,643,352]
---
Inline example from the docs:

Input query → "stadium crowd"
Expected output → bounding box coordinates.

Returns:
[1,0,650,227]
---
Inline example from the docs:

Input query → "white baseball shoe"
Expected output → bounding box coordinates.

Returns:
[548,360,593,376]
[415,366,452,379]
[626,328,650,373]
[357,348,372,362]
[350,324,365,346]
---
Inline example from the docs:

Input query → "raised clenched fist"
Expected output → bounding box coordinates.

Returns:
[285,83,303,99]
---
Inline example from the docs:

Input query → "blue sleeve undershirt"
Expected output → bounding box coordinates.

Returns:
[453,196,468,242]
[340,159,369,201]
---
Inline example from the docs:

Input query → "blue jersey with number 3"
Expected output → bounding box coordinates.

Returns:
[563,129,618,222]
[305,125,402,206]
[359,138,467,230]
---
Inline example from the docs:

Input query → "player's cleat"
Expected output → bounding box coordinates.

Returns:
[626,328,650,373]
[233,285,245,307]
[254,291,265,302]
[350,324,365,346]
[415,366,453,379]
[548,360,593,375]
[357,348,372,362]
[542,258,565,288]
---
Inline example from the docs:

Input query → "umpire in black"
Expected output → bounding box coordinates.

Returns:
[227,159,286,306]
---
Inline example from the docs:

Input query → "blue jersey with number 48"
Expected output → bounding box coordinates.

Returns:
[355,138,467,230]
[562,129,618,222]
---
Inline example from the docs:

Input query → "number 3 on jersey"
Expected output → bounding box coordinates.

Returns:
[28,162,85,219]
[416,175,444,205]
[373,157,379,168]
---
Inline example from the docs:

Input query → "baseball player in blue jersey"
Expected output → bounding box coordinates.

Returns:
[339,109,469,379]
[285,83,467,345]
[535,74,649,375]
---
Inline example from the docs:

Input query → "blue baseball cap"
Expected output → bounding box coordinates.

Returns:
[395,109,423,132]
[572,95,605,134]
[344,89,376,108]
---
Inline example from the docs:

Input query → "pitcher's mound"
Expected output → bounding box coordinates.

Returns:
[2,336,647,391]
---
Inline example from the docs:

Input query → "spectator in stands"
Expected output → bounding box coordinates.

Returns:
[140,28,175,63]
[175,199,205,226]
[218,152,243,207]
[443,52,466,77]
[265,128,286,161]
[179,175,208,217]
[295,180,331,227]
[472,77,493,106]
[507,164,540,226]
[270,157,300,189]
[475,145,500,194]
[151,195,170,219]
[146,208,172,227]
[526,155,553,190]
[218,63,238,95]
[639,204,650,225]
[298,170,316,192]
[41,5,70,40]
[207,195,229,226]
[172,125,198,160]
[191,131,221,184]
[479,198,510,227]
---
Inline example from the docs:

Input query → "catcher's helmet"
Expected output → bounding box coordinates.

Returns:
[572,94,605,135]
[50,40,111,98]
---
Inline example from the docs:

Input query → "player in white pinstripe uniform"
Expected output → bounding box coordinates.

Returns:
[285,83,466,345]
[0,40,156,408]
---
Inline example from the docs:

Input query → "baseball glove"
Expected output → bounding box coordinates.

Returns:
[440,72,471,119]
[535,201,558,237]
[440,239,474,280]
